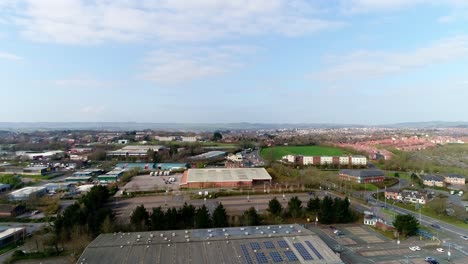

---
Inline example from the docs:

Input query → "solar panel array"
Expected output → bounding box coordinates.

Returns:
[293,243,314,260]
[264,241,275,249]
[241,245,254,264]
[305,240,324,260]
[284,250,299,261]
[250,242,261,250]
[255,252,269,264]
[269,252,283,263]
[277,240,288,248]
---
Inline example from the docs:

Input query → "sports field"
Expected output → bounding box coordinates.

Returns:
[260,145,344,160]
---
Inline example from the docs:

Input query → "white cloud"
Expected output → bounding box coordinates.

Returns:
[2,0,342,44]
[0,52,23,61]
[79,105,105,114]
[340,0,468,14]
[313,35,468,82]
[139,45,255,84]
[54,77,116,88]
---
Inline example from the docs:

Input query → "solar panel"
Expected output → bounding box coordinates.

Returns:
[293,243,314,260]
[284,251,298,261]
[277,240,288,248]
[305,241,324,260]
[241,245,254,264]
[250,242,261,250]
[270,252,283,263]
[255,252,268,264]
[264,241,275,249]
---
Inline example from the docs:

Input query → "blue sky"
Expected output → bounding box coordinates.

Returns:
[1,0,468,124]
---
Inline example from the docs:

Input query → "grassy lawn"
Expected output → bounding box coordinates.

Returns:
[260,145,345,160]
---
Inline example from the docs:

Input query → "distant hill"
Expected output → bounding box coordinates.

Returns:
[0,121,466,132]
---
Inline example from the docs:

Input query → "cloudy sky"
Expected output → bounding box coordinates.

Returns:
[1,0,468,124]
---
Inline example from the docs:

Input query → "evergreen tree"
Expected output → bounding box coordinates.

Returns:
[306,197,321,212]
[319,196,334,224]
[179,203,196,228]
[165,207,179,230]
[130,205,149,231]
[243,207,260,226]
[150,207,166,231]
[212,203,229,227]
[287,196,303,218]
[195,205,212,228]
[268,197,283,216]
[393,214,419,237]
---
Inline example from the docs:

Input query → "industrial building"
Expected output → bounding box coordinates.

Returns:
[189,151,226,160]
[338,169,385,183]
[98,168,127,183]
[283,155,367,167]
[8,186,47,201]
[79,224,343,264]
[73,169,104,177]
[0,227,26,247]
[65,176,93,183]
[107,145,167,157]
[180,168,272,188]
[117,162,188,171]
[0,204,26,218]
[14,150,64,160]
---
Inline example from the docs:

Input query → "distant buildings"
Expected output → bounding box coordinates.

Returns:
[189,151,226,160]
[0,227,26,248]
[0,204,26,218]
[14,150,64,160]
[154,135,201,142]
[98,168,127,183]
[8,186,47,201]
[443,174,465,185]
[339,169,385,183]
[107,145,167,157]
[180,168,272,188]
[422,175,446,187]
[282,155,367,167]
[385,189,426,204]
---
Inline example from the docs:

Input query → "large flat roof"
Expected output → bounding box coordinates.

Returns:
[185,168,272,183]
[79,224,343,264]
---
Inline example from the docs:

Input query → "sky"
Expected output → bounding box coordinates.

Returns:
[1,0,468,125]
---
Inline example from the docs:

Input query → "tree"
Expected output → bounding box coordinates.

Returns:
[243,207,260,226]
[268,197,283,216]
[394,172,400,178]
[212,132,223,141]
[130,205,150,231]
[335,197,352,223]
[430,198,447,215]
[179,203,196,228]
[393,214,419,237]
[319,196,334,224]
[165,207,179,230]
[151,207,166,231]
[212,203,229,227]
[306,197,321,212]
[0,174,22,189]
[287,196,303,218]
[100,215,115,233]
[195,205,212,228]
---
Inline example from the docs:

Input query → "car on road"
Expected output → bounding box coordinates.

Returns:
[461,235,468,240]
[409,246,421,251]
[430,223,440,228]
[428,260,439,264]
[424,257,436,262]
[436,248,444,253]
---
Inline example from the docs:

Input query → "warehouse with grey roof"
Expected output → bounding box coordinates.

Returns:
[78,224,343,264]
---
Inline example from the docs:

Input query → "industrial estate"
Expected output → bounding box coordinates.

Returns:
[0,126,467,264]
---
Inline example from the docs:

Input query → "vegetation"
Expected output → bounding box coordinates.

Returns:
[0,174,23,189]
[260,145,344,160]
[393,214,419,237]
[242,207,260,226]
[267,197,283,216]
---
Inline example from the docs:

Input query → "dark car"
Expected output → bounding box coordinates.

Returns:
[430,224,440,229]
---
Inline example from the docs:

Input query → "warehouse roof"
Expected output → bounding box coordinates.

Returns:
[190,151,226,160]
[79,224,343,264]
[9,186,46,196]
[185,168,272,183]
[339,169,384,178]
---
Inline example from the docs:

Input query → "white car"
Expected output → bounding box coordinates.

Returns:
[414,246,421,251]
[436,248,444,253]
[461,235,468,240]
[409,246,417,251]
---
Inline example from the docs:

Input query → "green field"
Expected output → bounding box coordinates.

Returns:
[260,145,344,160]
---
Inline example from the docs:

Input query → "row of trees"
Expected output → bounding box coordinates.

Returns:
[267,196,356,224]
[130,203,262,231]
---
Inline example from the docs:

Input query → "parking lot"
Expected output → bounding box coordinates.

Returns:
[122,173,183,192]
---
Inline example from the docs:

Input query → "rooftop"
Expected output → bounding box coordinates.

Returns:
[185,168,272,183]
[79,224,342,264]
[423,175,445,181]
[190,151,226,160]
[9,186,46,196]
[444,173,465,179]
[339,169,385,178]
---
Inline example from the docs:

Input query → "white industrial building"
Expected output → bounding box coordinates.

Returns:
[107,145,166,157]
[8,186,47,201]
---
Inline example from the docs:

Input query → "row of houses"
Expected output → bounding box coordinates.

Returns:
[283,155,367,166]
[385,189,426,204]
[422,174,466,187]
